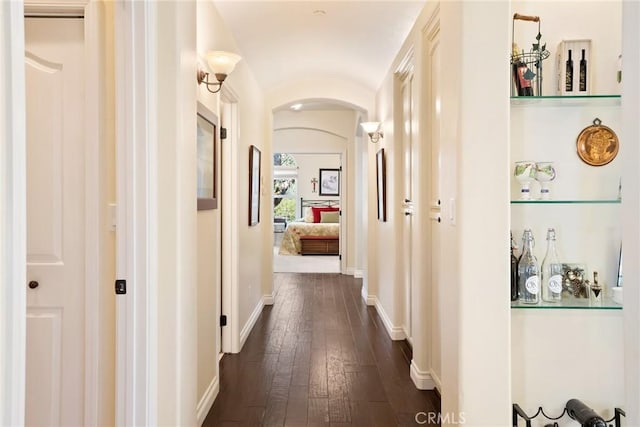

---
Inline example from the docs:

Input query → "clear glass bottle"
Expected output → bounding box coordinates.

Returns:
[541,228,563,302]
[518,229,539,304]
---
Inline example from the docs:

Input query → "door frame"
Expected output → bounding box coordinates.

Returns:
[2,0,108,424]
[0,2,28,425]
[114,1,158,424]
[220,88,240,354]
[396,51,415,342]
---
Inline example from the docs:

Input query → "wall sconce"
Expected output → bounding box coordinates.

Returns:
[197,50,242,94]
[361,121,384,143]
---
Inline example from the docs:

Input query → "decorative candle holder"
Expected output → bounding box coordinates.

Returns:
[514,161,536,200]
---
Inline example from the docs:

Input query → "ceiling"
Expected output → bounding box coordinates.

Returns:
[213,1,427,99]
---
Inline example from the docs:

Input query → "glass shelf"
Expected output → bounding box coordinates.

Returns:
[511,199,621,205]
[511,296,622,310]
[510,94,621,107]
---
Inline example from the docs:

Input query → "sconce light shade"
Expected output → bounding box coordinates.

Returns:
[360,121,384,143]
[206,51,242,76]
[197,50,242,94]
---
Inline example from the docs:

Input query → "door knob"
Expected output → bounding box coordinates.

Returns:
[28,280,39,289]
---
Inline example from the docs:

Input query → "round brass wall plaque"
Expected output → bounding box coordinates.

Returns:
[576,118,619,166]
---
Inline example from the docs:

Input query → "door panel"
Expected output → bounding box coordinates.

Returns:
[25,309,63,426]
[25,17,85,427]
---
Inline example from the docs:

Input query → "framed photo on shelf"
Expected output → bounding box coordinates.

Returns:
[249,145,261,226]
[376,148,387,222]
[319,168,340,196]
[196,101,218,210]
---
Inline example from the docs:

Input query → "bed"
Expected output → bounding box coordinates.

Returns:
[278,198,340,256]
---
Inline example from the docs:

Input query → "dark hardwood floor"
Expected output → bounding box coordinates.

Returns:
[203,273,440,426]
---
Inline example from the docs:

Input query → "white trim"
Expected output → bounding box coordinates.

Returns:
[196,376,219,426]
[344,267,355,276]
[374,298,406,340]
[263,293,275,306]
[80,2,110,425]
[24,0,88,16]
[240,298,265,350]
[115,1,158,425]
[220,92,240,355]
[361,287,375,306]
[0,1,27,424]
[354,269,364,279]
[410,361,437,391]
[431,368,442,394]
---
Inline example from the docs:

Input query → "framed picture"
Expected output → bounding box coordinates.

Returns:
[249,145,261,226]
[196,101,218,210]
[376,148,387,221]
[319,168,340,196]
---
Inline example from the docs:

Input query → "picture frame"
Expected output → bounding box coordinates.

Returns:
[376,148,387,222]
[249,145,261,226]
[196,101,218,210]
[319,168,340,196]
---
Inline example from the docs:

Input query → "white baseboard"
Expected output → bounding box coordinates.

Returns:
[430,367,442,394]
[263,293,274,305]
[354,269,364,278]
[197,375,219,426]
[374,298,406,341]
[240,298,265,349]
[410,361,436,390]
[345,267,355,276]
[361,287,376,306]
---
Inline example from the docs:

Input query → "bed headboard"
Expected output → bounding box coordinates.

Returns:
[300,198,340,217]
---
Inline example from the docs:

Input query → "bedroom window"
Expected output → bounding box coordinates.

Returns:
[274,153,298,223]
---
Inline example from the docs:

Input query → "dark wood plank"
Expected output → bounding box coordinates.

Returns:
[205,273,441,427]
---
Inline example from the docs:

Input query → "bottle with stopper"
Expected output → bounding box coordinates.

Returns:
[518,229,539,304]
[541,228,563,302]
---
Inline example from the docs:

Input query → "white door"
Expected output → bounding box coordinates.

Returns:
[401,72,415,341]
[25,17,86,427]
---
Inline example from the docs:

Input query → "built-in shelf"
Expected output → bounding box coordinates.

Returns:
[510,94,621,107]
[511,199,621,205]
[511,296,622,310]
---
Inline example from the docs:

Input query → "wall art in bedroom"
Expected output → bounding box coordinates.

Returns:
[319,168,340,196]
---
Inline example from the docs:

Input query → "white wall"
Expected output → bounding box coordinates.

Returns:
[150,1,199,424]
[512,311,624,422]
[195,0,222,415]
[372,1,512,424]
[621,3,640,423]
[195,0,269,420]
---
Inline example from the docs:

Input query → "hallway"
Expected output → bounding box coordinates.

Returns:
[204,273,440,426]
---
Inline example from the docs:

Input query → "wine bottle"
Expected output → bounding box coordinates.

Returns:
[541,228,563,302]
[518,229,539,304]
[579,49,587,92]
[565,49,574,92]
[512,47,534,97]
[510,232,519,301]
